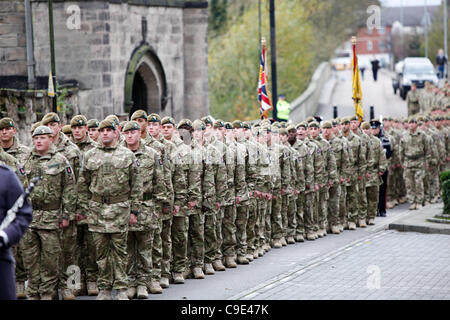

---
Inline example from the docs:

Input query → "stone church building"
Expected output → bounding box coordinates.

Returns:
[0,0,209,126]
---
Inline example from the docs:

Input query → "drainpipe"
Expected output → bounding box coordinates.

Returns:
[24,0,36,89]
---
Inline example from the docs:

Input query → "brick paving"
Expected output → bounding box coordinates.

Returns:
[236,230,450,300]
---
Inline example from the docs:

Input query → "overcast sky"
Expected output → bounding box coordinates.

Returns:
[380,0,442,6]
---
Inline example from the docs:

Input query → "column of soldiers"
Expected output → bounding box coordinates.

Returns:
[407,81,449,116]
[0,103,448,300]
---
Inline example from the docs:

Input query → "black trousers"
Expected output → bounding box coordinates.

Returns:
[0,259,16,300]
[378,170,388,215]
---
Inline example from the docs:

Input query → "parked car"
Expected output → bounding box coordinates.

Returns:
[396,57,438,100]
[331,50,352,71]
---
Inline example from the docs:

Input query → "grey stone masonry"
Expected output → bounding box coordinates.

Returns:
[0,1,27,77]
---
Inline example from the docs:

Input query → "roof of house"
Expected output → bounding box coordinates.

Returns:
[381,5,441,26]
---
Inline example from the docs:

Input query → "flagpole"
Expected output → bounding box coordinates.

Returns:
[269,0,277,121]
[48,0,57,113]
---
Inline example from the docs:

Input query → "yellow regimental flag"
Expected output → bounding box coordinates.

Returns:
[351,37,363,122]
[48,71,55,98]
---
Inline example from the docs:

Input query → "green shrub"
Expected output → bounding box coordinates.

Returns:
[442,179,450,215]
[440,170,450,183]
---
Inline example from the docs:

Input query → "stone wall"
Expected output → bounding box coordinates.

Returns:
[0,88,79,146]
[0,0,27,76]
[29,0,209,121]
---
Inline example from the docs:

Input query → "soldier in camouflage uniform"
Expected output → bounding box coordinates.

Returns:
[424,116,445,202]
[232,120,252,262]
[202,120,227,273]
[130,110,151,144]
[0,117,30,298]
[221,122,238,268]
[148,115,175,290]
[210,120,228,270]
[322,120,348,234]
[406,83,421,115]
[77,118,143,300]
[288,124,308,242]
[122,121,165,299]
[62,125,72,138]
[399,118,431,210]
[87,119,100,142]
[41,112,82,300]
[21,126,76,300]
[362,121,387,225]
[70,115,99,296]
[309,121,337,237]
[278,127,292,246]
[166,118,193,284]
[341,117,362,230]
[243,122,260,259]
[297,122,318,240]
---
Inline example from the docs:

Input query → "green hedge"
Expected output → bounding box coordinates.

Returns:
[441,170,450,215]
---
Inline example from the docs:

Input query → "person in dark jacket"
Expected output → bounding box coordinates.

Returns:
[371,56,380,82]
[0,164,32,300]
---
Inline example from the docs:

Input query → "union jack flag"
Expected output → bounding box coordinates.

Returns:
[258,38,272,119]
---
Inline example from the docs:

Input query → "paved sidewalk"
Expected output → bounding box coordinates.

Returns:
[389,203,450,235]
[233,230,450,300]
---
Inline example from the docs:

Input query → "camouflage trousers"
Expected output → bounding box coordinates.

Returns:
[281,194,289,238]
[60,220,77,289]
[397,167,407,198]
[222,204,236,258]
[387,167,398,202]
[92,232,128,291]
[315,187,329,230]
[286,196,297,238]
[187,213,205,267]
[430,166,441,198]
[256,199,267,249]
[12,239,27,283]
[153,217,172,280]
[404,167,425,205]
[346,181,359,224]
[214,207,224,262]
[23,228,62,297]
[327,185,341,228]
[127,230,153,288]
[366,185,379,220]
[303,192,316,234]
[270,196,283,240]
[235,205,248,258]
[425,166,440,201]
[357,180,368,220]
[171,216,188,273]
[295,193,305,237]
[204,211,217,264]
[246,198,258,255]
[339,184,348,227]
[264,199,272,244]
[76,224,98,284]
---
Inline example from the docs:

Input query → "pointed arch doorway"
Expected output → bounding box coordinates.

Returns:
[124,44,168,117]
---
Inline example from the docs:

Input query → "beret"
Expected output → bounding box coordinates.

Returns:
[306,116,315,123]
[177,119,193,130]
[232,120,244,129]
[213,119,225,128]
[271,126,279,133]
[201,116,213,125]
[341,117,350,124]
[308,121,319,128]
[361,122,371,130]
[279,128,288,135]
[32,125,53,137]
[243,122,251,129]
[349,115,359,121]
[296,122,308,129]
[98,118,117,131]
[105,115,120,126]
[192,119,205,131]
[331,119,340,126]
[321,121,332,129]
[30,122,41,134]
[131,109,148,121]
[122,121,141,132]
[261,125,271,133]
[224,122,233,130]
[147,113,161,123]
[87,119,99,128]
[62,125,72,134]
[286,124,296,131]
[161,116,176,126]
[370,120,381,128]
[70,115,88,127]
[0,117,15,130]
[41,112,60,125]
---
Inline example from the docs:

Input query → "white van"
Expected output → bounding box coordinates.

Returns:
[398,57,438,100]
